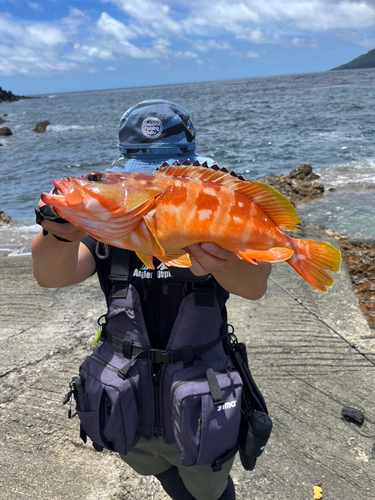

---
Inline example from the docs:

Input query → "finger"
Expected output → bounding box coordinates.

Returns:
[188,258,211,277]
[41,220,87,242]
[186,244,230,274]
[198,242,233,261]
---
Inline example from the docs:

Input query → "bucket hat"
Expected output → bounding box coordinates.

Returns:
[107,99,215,173]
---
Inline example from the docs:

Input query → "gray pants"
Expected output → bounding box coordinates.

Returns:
[120,437,235,500]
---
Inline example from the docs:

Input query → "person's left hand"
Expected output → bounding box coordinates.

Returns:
[185,243,240,276]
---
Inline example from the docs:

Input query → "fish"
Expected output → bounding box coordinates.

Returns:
[41,161,341,293]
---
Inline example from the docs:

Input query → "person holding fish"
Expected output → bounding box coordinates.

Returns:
[32,100,340,500]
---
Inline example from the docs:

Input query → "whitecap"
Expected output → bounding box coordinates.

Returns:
[317,159,375,188]
[8,247,31,257]
[47,124,101,133]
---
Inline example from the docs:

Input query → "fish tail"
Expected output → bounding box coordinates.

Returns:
[286,237,341,293]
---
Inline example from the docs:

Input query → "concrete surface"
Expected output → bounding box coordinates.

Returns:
[1,230,374,500]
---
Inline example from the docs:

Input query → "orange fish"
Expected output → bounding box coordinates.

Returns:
[41,162,341,292]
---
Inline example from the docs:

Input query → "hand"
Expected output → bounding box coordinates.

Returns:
[37,201,87,242]
[185,243,240,277]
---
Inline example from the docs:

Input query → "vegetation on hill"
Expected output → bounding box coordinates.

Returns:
[332,48,375,70]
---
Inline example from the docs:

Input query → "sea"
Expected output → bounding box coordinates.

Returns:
[1,69,374,257]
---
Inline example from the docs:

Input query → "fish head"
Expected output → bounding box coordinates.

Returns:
[41,171,126,222]
[41,171,164,231]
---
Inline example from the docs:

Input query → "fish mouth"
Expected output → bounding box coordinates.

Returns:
[41,178,83,208]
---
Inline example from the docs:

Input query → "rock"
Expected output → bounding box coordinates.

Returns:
[0,211,11,226]
[34,121,50,133]
[289,164,320,180]
[0,127,12,136]
[324,230,375,329]
[257,164,324,206]
[0,117,7,124]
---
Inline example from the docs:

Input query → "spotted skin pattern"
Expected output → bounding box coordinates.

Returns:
[41,162,341,292]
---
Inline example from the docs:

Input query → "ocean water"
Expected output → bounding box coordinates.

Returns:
[0,69,374,256]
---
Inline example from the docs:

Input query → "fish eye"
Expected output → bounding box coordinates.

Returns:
[86,172,104,182]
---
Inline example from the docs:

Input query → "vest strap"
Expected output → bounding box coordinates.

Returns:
[113,333,226,408]
[109,248,131,300]
[105,331,222,363]
[210,443,239,472]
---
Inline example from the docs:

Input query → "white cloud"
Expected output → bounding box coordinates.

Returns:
[70,44,114,61]
[174,50,198,59]
[96,12,136,40]
[183,0,375,34]
[0,43,78,75]
[28,2,43,11]
[102,0,182,35]
[192,39,233,52]
[26,24,67,46]
[246,51,260,58]
[1,1,375,78]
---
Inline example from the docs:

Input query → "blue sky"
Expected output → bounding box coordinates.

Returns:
[1,0,375,95]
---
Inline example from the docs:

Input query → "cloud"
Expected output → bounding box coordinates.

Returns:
[1,0,375,78]
[181,0,375,34]
[69,44,114,62]
[191,39,233,52]
[28,2,43,11]
[102,0,181,35]
[26,23,67,46]
[96,12,136,40]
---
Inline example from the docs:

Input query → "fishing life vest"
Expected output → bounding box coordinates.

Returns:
[69,246,243,471]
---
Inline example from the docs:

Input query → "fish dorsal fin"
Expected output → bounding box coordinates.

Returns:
[230,181,301,232]
[156,162,301,232]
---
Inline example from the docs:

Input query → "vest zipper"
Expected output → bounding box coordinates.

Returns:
[170,368,239,408]
[153,371,162,436]
[90,354,140,415]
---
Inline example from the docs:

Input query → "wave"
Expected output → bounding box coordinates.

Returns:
[317,159,375,188]
[0,223,38,257]
[47,124,102,133]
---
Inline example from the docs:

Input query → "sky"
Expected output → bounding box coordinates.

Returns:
[1,0,375,95]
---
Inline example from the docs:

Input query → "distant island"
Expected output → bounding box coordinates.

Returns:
[331,48,375,70]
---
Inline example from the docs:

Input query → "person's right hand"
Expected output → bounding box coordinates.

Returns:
[36,201,88,242]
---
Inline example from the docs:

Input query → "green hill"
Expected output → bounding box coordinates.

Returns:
[332,48,375,70]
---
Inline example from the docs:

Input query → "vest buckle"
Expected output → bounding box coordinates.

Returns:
[149,349,177,364]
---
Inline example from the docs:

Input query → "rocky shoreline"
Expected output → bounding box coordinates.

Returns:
[327,234,375,328]
[0,87,34,104]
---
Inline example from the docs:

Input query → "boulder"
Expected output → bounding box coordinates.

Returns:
[257,164,324,206]
[0,117,7,124]
[0,211,11,226]
[0,127,12,136]
[34,121,50,133]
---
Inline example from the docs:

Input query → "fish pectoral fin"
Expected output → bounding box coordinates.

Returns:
[159,251,192,268]
[110,198,157,237]
[136,252,155,269]
[236,247,294,264]
[125,185,164,212]
[143,214,165,257]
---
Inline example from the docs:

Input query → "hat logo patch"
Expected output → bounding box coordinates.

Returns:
[142,117,163,139]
